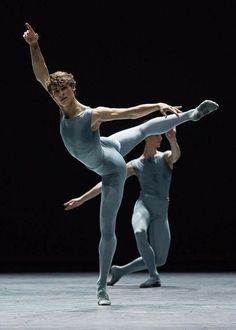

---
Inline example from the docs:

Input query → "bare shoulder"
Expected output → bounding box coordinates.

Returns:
[164,150,172,158]
[93,106,110,112]
[91,105,115,122]
[91,106,110,118]
[90,106,110,130]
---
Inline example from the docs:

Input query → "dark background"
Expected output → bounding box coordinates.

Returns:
[0,1,235,272]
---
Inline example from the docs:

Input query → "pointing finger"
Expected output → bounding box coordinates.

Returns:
[25,22,35,33]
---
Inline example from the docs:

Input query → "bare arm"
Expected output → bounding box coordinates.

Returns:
[91,103,182,130]
[64,182,102,211]
[164,128,181,167]
[23,22,50,90]
[126,161,136,178]
[64,162,136,211]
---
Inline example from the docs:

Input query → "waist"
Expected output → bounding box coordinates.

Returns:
[140,193,169,201]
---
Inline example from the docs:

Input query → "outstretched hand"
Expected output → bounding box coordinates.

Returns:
[64,198,83,211]
[159,104,182,117]
[23,22,39,45]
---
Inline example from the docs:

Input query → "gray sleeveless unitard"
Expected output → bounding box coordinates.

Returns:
[131,152,172,201]
[60,108,124,175]
[128,153,172,275]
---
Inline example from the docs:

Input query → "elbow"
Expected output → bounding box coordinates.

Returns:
[174,154,181,163]
[172,153,181,164]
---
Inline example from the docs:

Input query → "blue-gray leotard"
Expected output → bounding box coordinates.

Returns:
[131,152,172,201]
[59,107,122,176]
[121,153,173,275]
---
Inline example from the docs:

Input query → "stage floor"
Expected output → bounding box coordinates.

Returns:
[0,272,235,329]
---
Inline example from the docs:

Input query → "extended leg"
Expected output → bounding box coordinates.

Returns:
[109,100,219,157]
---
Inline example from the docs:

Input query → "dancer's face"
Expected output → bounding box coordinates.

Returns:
[51,84,76,107]
[146,135,162,148]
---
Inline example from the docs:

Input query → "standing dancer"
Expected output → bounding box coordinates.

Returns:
[23,22,219,305]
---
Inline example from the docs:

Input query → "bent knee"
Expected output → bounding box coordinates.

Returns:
[155,253,168,266]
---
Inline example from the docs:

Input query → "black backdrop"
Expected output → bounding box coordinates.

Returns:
[0,1,235,272]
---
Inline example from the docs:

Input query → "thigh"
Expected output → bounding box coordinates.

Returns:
[131,199,151,233]
[148,202,171,253]
[99,157,127,234]
[108,125,144,157]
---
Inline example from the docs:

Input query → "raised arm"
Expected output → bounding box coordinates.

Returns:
[164,128,181,167]
[64,162,136,211]
[91,103,182,130]
[23,22,50,90]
